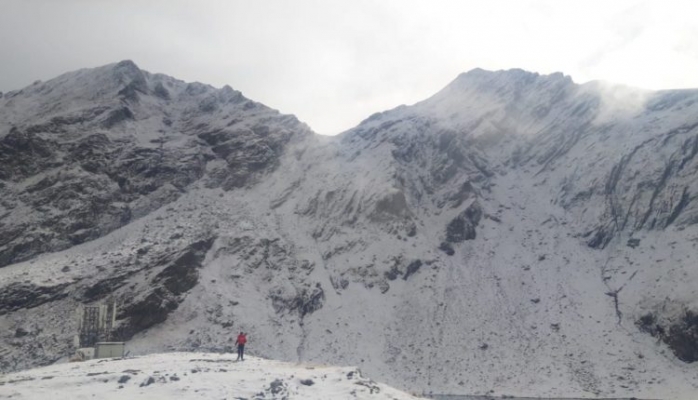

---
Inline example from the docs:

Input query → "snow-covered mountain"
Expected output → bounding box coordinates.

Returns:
[0,60,311,268]
[1,61,697,399]
[0,352,423,399]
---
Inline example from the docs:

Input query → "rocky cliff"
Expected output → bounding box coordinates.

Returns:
[0,60,311,267]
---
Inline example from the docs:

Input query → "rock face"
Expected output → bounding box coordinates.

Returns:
[637,309,698,363]
[445,202,482,242]
[0,60,311,268]
[2,63,698,399]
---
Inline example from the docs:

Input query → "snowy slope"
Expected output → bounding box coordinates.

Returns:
[1,63,698,399]
[0,352,423,399]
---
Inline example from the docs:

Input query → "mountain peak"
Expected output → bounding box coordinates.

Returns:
[451,68,573,91]
[403,67,577,127]
[108,60,147,95]
[113,59,140,70]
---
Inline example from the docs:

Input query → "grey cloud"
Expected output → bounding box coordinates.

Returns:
[1,0,697,134]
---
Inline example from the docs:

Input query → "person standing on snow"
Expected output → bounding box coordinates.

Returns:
[235,332,247,361]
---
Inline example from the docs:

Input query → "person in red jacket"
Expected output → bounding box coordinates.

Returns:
[235,332,247,361]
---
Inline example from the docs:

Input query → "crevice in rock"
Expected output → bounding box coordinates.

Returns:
[665,187,691,228]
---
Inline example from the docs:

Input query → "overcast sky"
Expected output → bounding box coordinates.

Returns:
[1,0,697,134]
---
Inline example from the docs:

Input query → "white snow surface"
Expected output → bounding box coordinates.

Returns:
[0,352,424,400]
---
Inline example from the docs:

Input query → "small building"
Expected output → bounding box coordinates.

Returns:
[94,342,125,359]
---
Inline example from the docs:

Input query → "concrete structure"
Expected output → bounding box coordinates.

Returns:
[94,342,125,359]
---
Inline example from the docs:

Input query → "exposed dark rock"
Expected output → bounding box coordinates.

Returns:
[0,229,53,268]
[335,277,349,290]
[384,266,402,281]
[0,282,71,315]
[449,181,477,209]
[197,127,295,190]
[637,310,698,363]
[198,96,218,113]
[666,311,698,362]
[102,107,134,129]
[439,242,455,256]
[155,238,215,296]
[406,223,417,237]
[402,260,423,281]
[637,313,659,335]
[445,202,482,242]
[271,283,325,318]
[371,190,411,221]
[665,187,691,227]
[14,328,29,338]
[627,238,641,248]
[115,238,215,340]
[116,290,179,341]
[0,63,309,268]
[0,128,56,181]
[139,376,155,387]
[153,82,170,100]
[587,227,612,249]
[86,371,110,377]
[83,274,133,302]
[0,136,208,267]
[269,378,286,395]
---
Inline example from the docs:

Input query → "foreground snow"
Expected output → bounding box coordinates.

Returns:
[0,352,425,399]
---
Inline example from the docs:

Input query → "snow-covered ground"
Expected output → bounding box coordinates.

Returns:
[0,352,424,400]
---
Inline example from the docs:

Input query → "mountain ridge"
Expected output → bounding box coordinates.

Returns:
[1,61,697,399]
[0,60,312,267]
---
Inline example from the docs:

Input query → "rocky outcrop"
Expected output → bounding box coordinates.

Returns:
[0,281,72,315]
[0,128,57,181]
[271,283,325,319]
[114,237,215,340]
[637,309,698,363]
[197,126,294,190]
[445,201,482,242]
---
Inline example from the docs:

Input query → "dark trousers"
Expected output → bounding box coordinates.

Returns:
[237,344,245,360]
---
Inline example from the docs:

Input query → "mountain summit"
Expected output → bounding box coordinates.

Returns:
[0,60,311,267]
[1,62,698,399]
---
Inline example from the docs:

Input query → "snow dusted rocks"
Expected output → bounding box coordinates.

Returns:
[0,352,423,400]
[0,60,311,267]
[2,63,698,399]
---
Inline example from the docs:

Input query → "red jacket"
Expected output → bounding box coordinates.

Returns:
[236,334,247,345]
